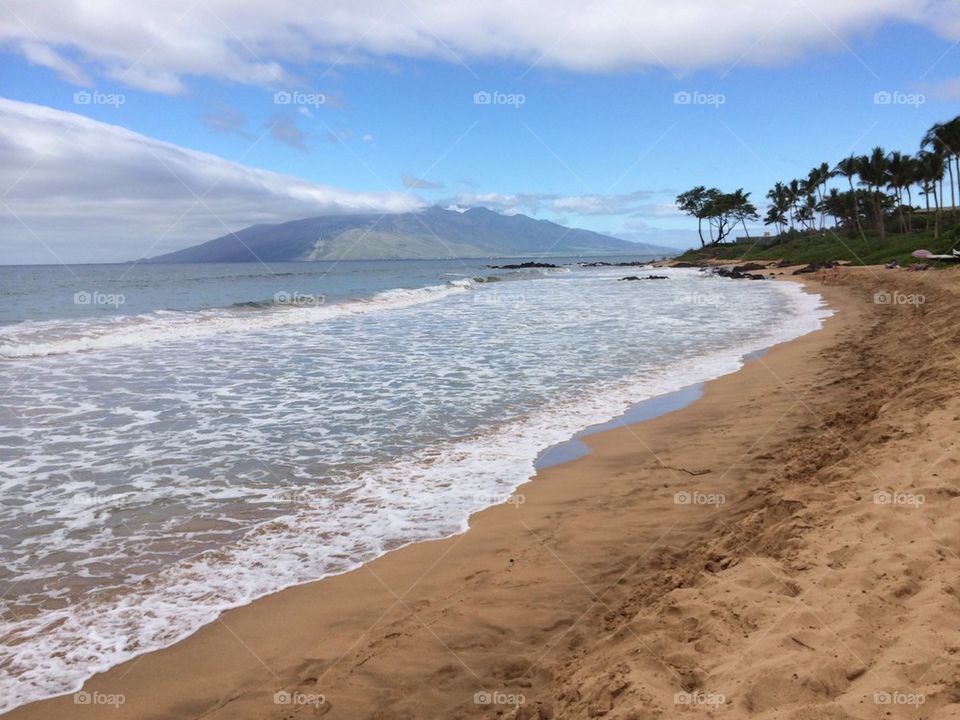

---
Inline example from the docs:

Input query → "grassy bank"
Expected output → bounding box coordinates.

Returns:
[674,224,960,267]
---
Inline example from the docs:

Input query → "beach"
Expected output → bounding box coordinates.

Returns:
[9,264,957,719]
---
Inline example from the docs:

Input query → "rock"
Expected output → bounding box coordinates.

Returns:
[792,261,836,274]
[579,261,652,267]
[619,275,668,281]
[487,262,559,269]
[732,262,765,272]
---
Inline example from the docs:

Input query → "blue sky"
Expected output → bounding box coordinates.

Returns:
[1,1,959,263]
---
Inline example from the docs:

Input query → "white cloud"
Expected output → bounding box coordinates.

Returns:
[444,190,656,216]
[0,99,423,264]
[1,1,956,92]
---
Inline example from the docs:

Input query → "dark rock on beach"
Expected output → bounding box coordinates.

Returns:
[792,261,836,275]
[619,275,668,281]
[579,261,652,267]
[713,264,768,280]
[487,261,559,269]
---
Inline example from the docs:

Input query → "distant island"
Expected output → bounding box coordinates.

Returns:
[146,206,676,263]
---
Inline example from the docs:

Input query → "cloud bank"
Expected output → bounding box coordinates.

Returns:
[0,100,423,264]
[1,1,957,92]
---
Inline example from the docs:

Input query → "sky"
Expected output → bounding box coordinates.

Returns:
[1,0,959,264]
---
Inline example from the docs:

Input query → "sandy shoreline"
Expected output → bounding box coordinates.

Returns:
[12,266,960,719]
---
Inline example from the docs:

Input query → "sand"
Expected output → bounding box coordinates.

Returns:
[11,266,960,720]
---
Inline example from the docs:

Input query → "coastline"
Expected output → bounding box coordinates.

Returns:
[12,266,959,719]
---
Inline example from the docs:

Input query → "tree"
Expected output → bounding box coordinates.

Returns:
[764,182,790,235]
[807,162,831,229]
[886,151,913,233]
[702,189,737,244]
[918,150,946,238]
[922,121,957,217]
[676,186,711,247]
[727,189,758,238]
[856,147,890,238]
[833,155,865,240]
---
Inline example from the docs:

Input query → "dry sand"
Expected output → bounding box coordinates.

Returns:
[11,266,960,720]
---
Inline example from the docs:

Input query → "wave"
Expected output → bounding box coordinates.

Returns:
[0,266,572,360]
[0,279,480,360]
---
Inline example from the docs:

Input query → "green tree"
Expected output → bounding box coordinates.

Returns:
[675,186,711,247]
[832,155,865,240]
[856,147,890,238]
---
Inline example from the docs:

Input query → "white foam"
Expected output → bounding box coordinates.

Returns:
[0,280,477,359]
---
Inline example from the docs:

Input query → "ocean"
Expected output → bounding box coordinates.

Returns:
[0,258,829,711]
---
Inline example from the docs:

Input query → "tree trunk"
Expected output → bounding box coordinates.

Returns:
[848,177,865,240]
[949,162,956,218]
[905,185,914,233]
[955,155,960,218]
[697,216,705,248]
[936,180,942,239]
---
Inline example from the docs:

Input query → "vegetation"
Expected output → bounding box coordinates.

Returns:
[674,227,960,267]
[675,115,960,264]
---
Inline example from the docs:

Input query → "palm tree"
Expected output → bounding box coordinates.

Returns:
[886,151,912,233]
[857,147,890,238]
[807,162,831,229]
[918,150,946,238]
[765,183,790,235]
[787,179,802,231]
[922,122,957,218]
[833,155,865,239]
[730,188,759,238]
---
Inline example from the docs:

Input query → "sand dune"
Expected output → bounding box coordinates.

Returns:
[11,267,959,720]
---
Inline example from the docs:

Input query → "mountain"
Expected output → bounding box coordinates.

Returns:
[145,207,676,262]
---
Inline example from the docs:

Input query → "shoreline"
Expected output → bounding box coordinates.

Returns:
[7,275,839,719]
[13,266,958,718]
[1,271,828,714]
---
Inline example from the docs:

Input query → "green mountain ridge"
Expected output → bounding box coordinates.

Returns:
[145,206,676,262]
